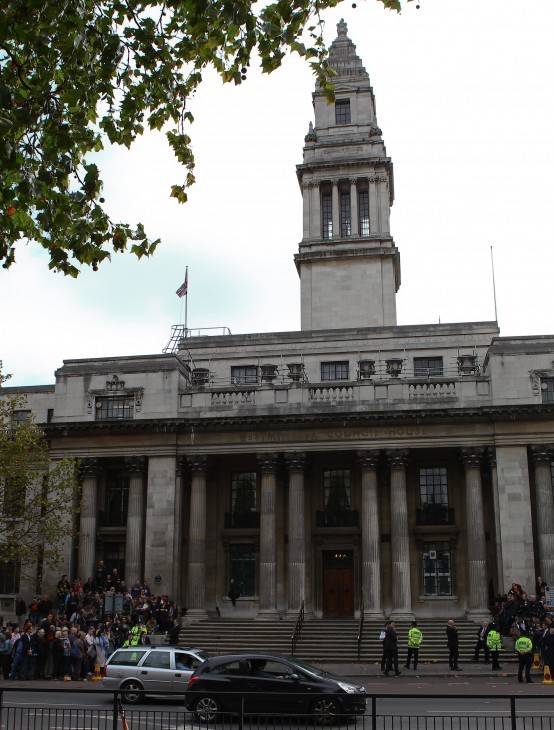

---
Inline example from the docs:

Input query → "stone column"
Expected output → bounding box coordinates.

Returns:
[285,452,307,614]
[385,449,413,619]
[350,178,359,237]
[124,456,147,588]
[377,174,390,234]
[331,179,340,239]
[302,182,311,240]
[460,447,489,619]
[172,458,187,611]
[78,458,99,581]
[357,450,384,618]
[368,176,378,234]
[529,444,554,581]
[186,454,209,619]
[258,452,279,617]
[311,183,321,239]
[487,448,504,596]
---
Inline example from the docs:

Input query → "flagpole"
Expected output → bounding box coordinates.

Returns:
[184,266,188,337]
[490,246,498,324]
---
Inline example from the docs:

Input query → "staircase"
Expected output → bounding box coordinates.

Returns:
[179,617,515,664]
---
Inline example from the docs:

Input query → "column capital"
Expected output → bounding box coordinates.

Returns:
[187,454,209,474]
[385,448,409,469]
[349,177,358,186]
[330,178,339,186]
[80,457,100,477]
[529,443,554,466]
[257,452,279,473]
[124,455,147,476]
[284,452,307,473]
[485,446,497,469]
[176,456,188,476]
[357,449,381,470]
[460,447,485,469]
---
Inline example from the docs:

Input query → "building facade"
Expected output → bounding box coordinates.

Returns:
[3,23,554,622]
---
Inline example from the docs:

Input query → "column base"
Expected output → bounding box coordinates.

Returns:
[184,609,209,622]
[256,609,280,620]
[388,609,415,622]
[465,609,489,623]
[363,609,386,621]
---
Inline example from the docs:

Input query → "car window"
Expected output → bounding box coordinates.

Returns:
[263,660,297,679]
[142,651,171,669]
[210,660,246,676]
[109,650,148,667]
[181,653,203,669]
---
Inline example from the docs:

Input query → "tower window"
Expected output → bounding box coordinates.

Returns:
[95,395,134,420]
[359,191,369,236]
[414,357,444,377]
[322,192,333,239]
[541,377,554,404]
[340,192,351,237]
[321,361,349,381]
[335,99,351,125]
[231,366,258,385]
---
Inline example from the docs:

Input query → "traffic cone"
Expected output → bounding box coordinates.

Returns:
[542,665,553,684]
[91,662,102,681]
[532,653,541,671]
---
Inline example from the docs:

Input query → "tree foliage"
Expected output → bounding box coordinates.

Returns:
[0,366,79,586]
[0,0,411,277]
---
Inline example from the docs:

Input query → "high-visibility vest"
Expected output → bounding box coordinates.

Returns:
[487,630,501,651]
[515,636,533,654]
[408,627,423,647]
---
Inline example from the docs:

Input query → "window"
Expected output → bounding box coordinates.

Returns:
[109,649,148,666]
[105,471,129,526]
[340,192,351,237]
[103,542,126,580]
[11,410,31,427]
[142,651,171,669]
[321,361,349,381]
[0,559,20,593]
[322,192,332,239]
[541,377,554,404]
[95,395,134,420]
[0,477,26,517]
[419,467,448,506]
[323,470,351,511]
[230,472,257,527]
[359,191,369,236]
[414,357,444,377]
[229,544,256,598]
[231,366,258,385]
[422,541,452,596]
[335,99,351,124]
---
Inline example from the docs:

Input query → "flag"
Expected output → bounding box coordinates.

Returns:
[176,269,188,298]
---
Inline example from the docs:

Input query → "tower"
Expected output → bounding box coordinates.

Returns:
[295,20,400,331]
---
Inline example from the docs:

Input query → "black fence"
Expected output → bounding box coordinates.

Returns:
[0,690,551,730]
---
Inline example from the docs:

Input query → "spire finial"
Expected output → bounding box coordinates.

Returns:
[337,18,348,37]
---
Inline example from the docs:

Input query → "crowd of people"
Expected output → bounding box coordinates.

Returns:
[378,575,553,683]
[0,561,180,681]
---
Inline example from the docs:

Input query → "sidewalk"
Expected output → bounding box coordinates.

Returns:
[314,660,521,679]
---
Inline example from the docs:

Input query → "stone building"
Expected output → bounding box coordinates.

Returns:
[3,22,554,622]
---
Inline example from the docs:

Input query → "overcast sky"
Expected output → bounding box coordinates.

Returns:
[2,0,553,387]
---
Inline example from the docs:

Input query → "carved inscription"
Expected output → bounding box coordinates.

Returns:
[239,426,427,443]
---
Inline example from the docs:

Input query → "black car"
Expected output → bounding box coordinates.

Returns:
[185,653,366,723]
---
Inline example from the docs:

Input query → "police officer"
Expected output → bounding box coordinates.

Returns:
[515,632,534,683]
[486,623,502,670]
[405,620,422,670]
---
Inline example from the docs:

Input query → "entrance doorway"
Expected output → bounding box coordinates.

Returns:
[322,550,354,617]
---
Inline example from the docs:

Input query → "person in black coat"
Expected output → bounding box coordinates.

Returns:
[446,619,462,670]
[474,620,490,662]
[383,620,401,676]
[167,618,181,645]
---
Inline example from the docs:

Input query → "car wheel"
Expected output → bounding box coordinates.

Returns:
[194,696,221,723]
[311,697,340,725]
[121,680,144,704]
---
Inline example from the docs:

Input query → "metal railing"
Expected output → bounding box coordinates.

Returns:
[0,689,552,730]
[357,591,364,659]
[291,599,305,655]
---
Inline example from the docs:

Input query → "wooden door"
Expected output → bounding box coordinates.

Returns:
[322,551,354,617]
